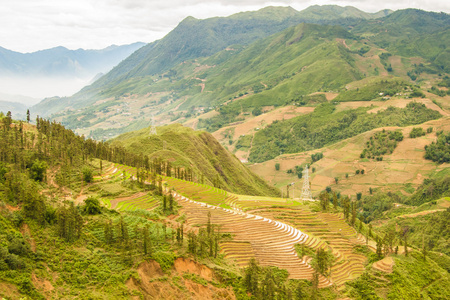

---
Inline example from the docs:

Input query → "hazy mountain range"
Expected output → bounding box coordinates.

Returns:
[0,42,145,102]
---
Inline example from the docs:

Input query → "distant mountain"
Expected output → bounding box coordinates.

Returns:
[0,100,27,119]
[0,42,145,100]
[0,92,39,119]
[0,92,40,106]
[298,5,392,20]
[0,43,146,78]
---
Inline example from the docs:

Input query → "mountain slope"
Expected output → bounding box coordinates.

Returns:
[32,5,391,116]
[352,9,450,71]
[110,123,280,197]
[92,5,388,84]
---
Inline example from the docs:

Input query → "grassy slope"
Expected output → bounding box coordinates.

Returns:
[110,123,280,197]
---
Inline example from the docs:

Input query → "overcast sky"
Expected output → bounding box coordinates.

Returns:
[2,0,449,53]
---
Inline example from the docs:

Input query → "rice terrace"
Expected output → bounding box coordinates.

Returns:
[1,2,450,300]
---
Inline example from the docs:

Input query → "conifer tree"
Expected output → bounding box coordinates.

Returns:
[104,220,114,244]
[143,225,151,255]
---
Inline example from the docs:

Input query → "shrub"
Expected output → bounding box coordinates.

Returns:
[410,127,426,138]
[252,107,262,116]
[30,160,47,182]
[411,90,425,98]
[82,167,93,183]
[424,131,450,164]
[275,163,280,171]
[83,197,102,215]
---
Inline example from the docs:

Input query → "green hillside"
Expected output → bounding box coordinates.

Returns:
[110,123,280,197]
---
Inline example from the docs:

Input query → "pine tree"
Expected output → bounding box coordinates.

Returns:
[118,217,129,245]
[311,270,319,299]
[169,193,173,211]
[351,201,357,226]
[295,281,305,300]
[143,225,151,255]
[376,238,383,259]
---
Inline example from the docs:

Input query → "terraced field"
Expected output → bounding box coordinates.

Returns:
[164,177,235,207]
[115,193,159,212]
[244,207,367,286]
[100,191,159,212]
[95,164,159,212]
[175,194,333,288]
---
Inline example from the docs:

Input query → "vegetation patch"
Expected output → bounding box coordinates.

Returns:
[333,78,407,102]
[424,130,450,164]
[360,129,403,160]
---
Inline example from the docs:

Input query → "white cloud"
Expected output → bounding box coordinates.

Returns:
[1,0,449,52]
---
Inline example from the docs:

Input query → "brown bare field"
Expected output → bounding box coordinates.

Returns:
[249,117,450,198]
[388,56,407,77]
[311,91,338,101]
[439,198,450,208]
[214,105,315,142]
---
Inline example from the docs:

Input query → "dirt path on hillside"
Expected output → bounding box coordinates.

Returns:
[336,38,350,50]
[195,78,206,93]
[75,186,88,205]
